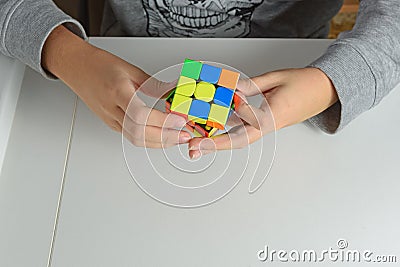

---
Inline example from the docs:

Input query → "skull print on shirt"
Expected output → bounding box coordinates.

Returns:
[142,0,264,37]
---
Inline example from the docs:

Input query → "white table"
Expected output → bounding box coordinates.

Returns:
[1,38,400,267]
[0,55,25,173]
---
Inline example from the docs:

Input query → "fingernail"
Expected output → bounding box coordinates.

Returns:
[191,151,201,159]
[179,135,191,143]
[188,145,197,150]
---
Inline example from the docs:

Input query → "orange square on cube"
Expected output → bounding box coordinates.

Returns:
[206,120,224,130]
[218,69,240,89]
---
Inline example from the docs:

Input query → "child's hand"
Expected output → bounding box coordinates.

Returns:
[43,26,190,148]
[188,68,338,158]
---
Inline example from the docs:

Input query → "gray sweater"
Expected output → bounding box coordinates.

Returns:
[1,0,399,133]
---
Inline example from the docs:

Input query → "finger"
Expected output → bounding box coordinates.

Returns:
[234,100,263,130]
[119,88,186,127]
[144,125,192,145]
[123,130,179,148]
[235,97,275,132]
[236,78,260,96]
[189,149,215,159]
[113,104,185,132]
[108,120,123,133]
[111,106,126,126]
[188,124,262,151]
[125,105,187,129]
[188,138,217,159]
[115,76,177,110]
[124,123,191,146]
[120,87,187,129]
[139,77,178,99]
[237,71,284,96]
[233,89,276,132]
[226,112,243,127]
[114,79,160,112]
[116,84,137,111]
[126,66,151,88]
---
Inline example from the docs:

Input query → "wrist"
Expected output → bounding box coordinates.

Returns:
[42,25,96,82]
[308,67,339,107]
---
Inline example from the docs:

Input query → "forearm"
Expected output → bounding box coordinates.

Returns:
[309,0,400,133]
[41,24,113,106]
[42,25,95,86]
[0,0,86,78]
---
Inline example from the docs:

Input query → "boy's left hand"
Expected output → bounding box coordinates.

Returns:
[188,67,339,159]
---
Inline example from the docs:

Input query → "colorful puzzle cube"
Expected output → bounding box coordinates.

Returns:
[165,59,241,137]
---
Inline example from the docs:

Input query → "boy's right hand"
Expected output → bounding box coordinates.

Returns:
[42,25,191,148]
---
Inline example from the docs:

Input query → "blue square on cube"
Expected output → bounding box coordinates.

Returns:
[200,64,222,84]
[213,87,234,107]
[189,99,211,119]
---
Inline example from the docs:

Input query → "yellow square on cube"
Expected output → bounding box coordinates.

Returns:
[193,81,215,102]
[188,115,207,125]
[170,94,192,115]
[208,127,219,136]
[175,76,196,96]
[208,104,230,126]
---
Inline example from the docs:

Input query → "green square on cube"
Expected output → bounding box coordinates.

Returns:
[181,59,202,80]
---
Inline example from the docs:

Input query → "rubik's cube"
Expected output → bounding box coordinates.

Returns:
[165,59,240,137]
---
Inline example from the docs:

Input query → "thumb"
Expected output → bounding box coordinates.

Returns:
[237,71,284,96]
[234,91,264,130]
[234,91,276,133]
[139,77,178,99]
[124,62,151,88]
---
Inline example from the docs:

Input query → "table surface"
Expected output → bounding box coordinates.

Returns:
[0,54,24,173]
[1,38,400,267]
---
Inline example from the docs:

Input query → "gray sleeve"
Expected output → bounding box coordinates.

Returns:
[308,0,400,134]
[0,0,87,79]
